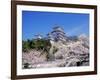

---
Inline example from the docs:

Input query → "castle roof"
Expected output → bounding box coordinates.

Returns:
[52,26,65,34]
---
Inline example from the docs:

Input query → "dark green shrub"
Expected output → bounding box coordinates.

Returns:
[23,63,30,69]
[22,39,51,53]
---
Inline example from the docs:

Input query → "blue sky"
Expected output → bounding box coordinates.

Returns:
[22,11,89,40]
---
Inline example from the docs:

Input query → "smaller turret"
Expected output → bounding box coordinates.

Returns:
[34,34,43,39]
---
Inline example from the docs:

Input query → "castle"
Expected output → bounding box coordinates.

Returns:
[35,26,67,42]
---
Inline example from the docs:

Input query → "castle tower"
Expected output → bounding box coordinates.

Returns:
[51,26,67,42]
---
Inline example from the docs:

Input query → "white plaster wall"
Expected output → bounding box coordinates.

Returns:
[0,0,99,80]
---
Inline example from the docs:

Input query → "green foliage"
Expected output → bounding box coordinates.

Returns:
[22,39,51,52]
[22,40,30,52]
